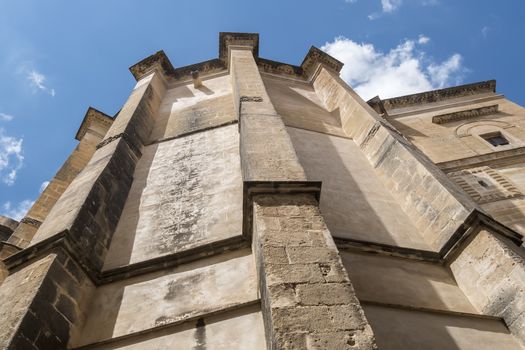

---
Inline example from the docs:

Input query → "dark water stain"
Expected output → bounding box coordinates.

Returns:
[164,273,206,301]
[193,317,206,350]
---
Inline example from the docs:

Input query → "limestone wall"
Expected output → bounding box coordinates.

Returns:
[450,229,525,346]
[311,66,476,251]
[341,252,476,313]
[262,75,345,137]
[103,124,242,269]
[363,304,522,350]
[287,127,427,249]
[84,305,266,350]
[73,250,259,347]
[150,74,235,142]
[389,97,525,164]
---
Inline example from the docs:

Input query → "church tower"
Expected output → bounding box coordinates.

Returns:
[0,32,524,349]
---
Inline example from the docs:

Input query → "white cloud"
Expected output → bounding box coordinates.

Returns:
[382,0,402,12]
[0,113,14,122]
[26,69,55,97]
[1,199,34,221]
[321,36,465,100]
[428,54,462,88]
[39,181,49,193]
[418,35,430,44]
[345,0,358,3]
[0,128,24,186]
[482,26,490,39]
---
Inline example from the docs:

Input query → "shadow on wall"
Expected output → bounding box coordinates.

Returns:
[102,142,158,269]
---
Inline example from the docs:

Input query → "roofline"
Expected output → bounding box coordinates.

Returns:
[370,80,497,111]
[128,32,343,82]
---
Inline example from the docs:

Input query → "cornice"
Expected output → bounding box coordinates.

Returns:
[437,146,525,172]
[128,32,344,83]
[75,107,114,141]
[219,32,259,64]
[129,50,176,81]
[300,46,343,79]
[432,104,499,124]
[378,80,497,111]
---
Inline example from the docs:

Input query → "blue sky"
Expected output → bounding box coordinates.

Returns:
[0,0,524,220]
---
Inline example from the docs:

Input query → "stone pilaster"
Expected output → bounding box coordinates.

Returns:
[28,69,166,270]
[229,44,305,181]
[5,108,113,251]
[228,40,376,349]
[0,67,167,349]
[0,249,93,349]
[253,194,376,349]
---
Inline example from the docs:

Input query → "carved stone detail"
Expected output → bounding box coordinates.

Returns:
[300,46,343,79]
[449,166,523,204]
[381,80,496,110]
[432,105,499,124]
[240,96,263,103]
[20,217,42,228]
[75,107,114,141]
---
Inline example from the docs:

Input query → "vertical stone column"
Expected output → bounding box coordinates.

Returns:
[253,194,376,349]
[0,67,167,349]
[0,249,93,349]
[29,69,166,270]
[229,44,305,181]
[5,108,113,251]
[228,39,376,349]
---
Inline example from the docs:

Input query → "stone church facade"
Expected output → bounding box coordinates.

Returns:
[0,32,524,349]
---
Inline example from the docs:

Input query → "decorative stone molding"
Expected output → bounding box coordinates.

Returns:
[256,57,303,76]
[454,120,513,138]
[20,217,42,228]
[240,96,263,103]
[219,32,259,65]
[75,107,114,141]
[129,50,176,81]
[129,33,344,84]
[449,166,523,204]
[437,146,525,172]
[432,104,499,124]
[380,80,496,110]
[300,46,343,79]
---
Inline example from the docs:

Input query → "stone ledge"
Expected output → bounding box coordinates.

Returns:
[438,146,525,172]
[379,80,496,111]
[146,119,238,146]
[2,230,250,286]
[72,300,260,350]
[99,235,248,284]
[360,300,504,322]
[432,104,499,124]
[335,209,523,264]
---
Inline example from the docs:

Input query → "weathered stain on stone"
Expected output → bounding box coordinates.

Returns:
[164,273,206,301]
[193,317,206,350]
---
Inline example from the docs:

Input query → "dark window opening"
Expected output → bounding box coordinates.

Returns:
[480,132,510,147]
[478,179,491,188]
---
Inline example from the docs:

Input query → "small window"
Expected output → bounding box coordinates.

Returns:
[480,132,510,147]
[477,179,491,188]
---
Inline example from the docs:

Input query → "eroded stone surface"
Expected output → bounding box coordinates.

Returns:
[104,124,242,269]
[253,194,377,349]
